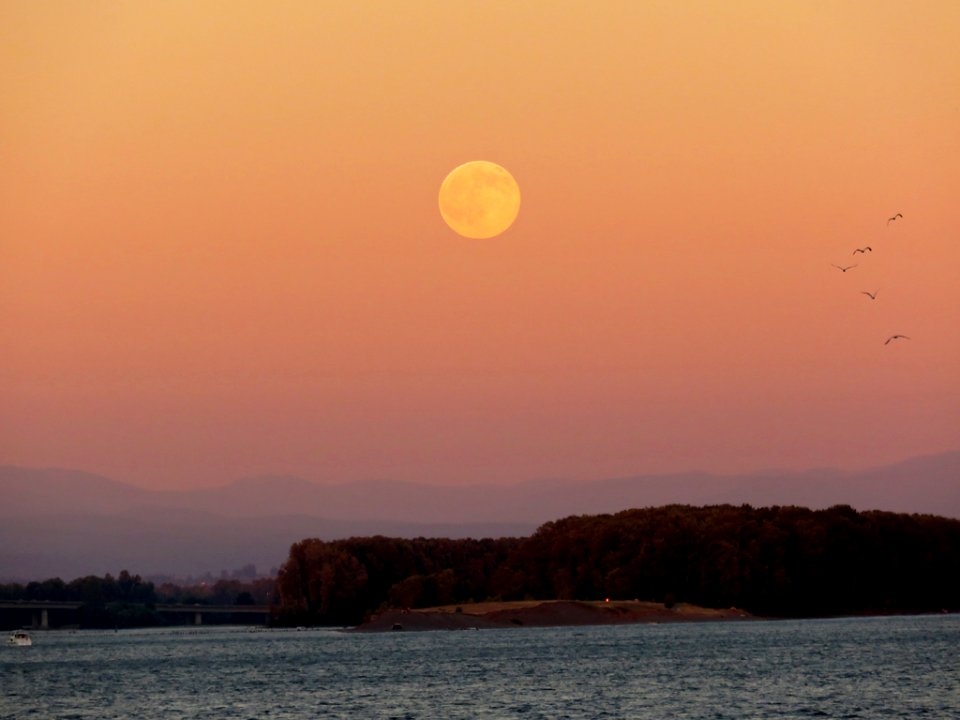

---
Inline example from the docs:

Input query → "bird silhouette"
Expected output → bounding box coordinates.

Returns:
[884,334,910,345]
[832,264,858,272]
[853,246,872,255]
[887,213,903,225]
[861,290,878,300]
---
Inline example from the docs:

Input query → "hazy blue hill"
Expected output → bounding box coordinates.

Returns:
[0,508,534,581]
[5,452,958,525]
[0,465,153,516]
[1,450,957,580]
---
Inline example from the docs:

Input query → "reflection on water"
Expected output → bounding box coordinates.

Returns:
[2,615,958,719]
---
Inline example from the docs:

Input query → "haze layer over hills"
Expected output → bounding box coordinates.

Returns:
[1,451,957,581]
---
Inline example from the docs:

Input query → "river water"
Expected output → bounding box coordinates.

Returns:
[2,615,958,719]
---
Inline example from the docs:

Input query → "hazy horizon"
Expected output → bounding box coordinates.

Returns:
[3,2,958,493]
[4,449,958,581]
[5,446,959,492]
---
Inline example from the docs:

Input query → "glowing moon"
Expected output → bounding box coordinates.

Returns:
[438,161,521,239]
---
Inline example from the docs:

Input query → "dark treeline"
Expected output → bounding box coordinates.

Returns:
[277,536,521,626]
[0,571,276,628]
[276,505,960,626]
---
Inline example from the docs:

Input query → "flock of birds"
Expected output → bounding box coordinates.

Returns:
[831,212,910,346]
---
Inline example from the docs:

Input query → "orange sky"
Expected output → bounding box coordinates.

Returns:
[2,1,958,489]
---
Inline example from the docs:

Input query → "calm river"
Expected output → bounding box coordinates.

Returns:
[3,615,958,719]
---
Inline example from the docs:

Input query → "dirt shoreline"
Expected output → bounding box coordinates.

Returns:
[351,599,752,632]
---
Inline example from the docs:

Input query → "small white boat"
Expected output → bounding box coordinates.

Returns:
[8,631,32,647]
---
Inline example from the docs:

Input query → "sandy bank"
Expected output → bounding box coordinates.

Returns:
[352,600,751,632]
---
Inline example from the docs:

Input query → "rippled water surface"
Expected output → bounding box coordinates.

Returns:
[3,615,958,719]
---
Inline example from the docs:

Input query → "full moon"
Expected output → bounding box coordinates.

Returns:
[438,161,521,239]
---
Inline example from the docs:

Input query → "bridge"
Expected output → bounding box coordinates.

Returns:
[0,601,271,629]
[155,603,271,626]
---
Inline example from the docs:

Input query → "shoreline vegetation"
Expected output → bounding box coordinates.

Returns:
[277,504,960,627]
[353,599,752,632]
[0,573,275,630]
[5,504,960,630]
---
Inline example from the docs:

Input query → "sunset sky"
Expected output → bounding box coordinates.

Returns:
[2,1,958,490]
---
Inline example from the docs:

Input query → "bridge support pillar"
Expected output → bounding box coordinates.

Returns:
[41,608,48,629]
[194,611,203,626]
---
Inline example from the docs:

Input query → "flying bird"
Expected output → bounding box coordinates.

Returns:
[832,264,858,272]
[861,290,878,300]
[884,334,910,345]
[853,246,872,255]
[887,213,903,225]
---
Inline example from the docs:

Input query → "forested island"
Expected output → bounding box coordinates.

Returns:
[276,504,960,626]
[5,504,959,630]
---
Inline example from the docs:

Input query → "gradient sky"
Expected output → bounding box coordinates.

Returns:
[2,1,958,490]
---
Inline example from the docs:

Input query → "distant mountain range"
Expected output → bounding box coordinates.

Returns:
[1,450,957,581]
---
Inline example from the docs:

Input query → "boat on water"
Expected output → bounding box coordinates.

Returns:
[8,630,32,646]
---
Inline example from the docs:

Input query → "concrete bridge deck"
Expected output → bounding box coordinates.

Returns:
[0,601,271,629]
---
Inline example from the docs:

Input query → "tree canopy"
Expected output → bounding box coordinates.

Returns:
[275,505,960,626]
